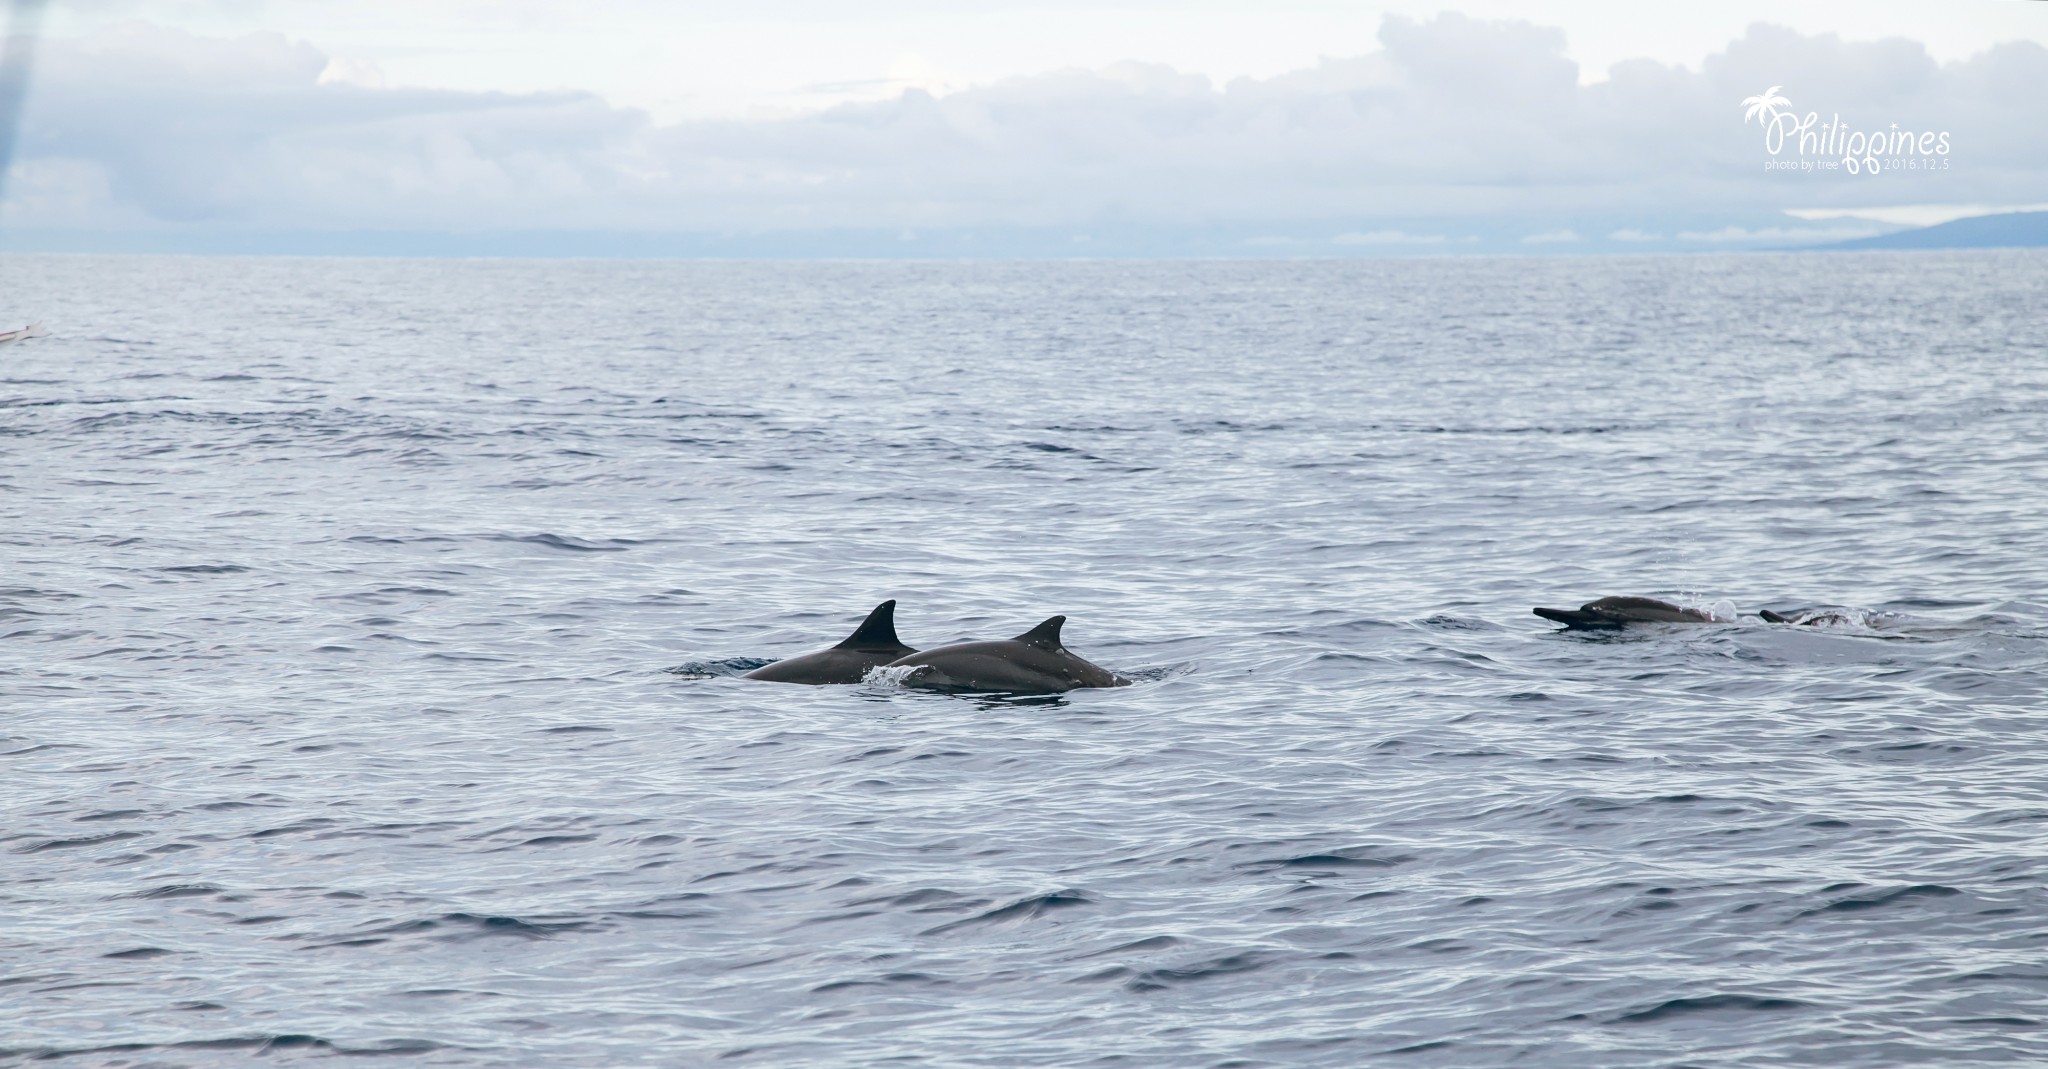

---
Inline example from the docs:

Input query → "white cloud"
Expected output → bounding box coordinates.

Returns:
[317,57,387,90]
[1676,225,1883,243]
[1333,230,1454,246]
[0,157,138,228]
[18,22,645,228]
[1608,228,1661,241]
[1520,228,1581,244]
[48,1,2048,121]
[5,15,2046,245]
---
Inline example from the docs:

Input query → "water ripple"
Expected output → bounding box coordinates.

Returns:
[4,252,2047,1067]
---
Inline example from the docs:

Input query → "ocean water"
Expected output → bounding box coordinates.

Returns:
[4,251,2047,1067]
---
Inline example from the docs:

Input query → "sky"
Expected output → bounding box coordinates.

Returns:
[3,0,2046,256]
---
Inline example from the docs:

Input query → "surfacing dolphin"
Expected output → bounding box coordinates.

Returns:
[882,615,1130,694]
[1532,596,1721,630]
[744,600,916,684]
[1759,607,1858,627]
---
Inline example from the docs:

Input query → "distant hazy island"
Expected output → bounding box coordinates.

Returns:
[1827,211,2048,251]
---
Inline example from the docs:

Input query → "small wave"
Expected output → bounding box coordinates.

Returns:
[0,743,86,757]
[1966,809,2048,826]
[1243,849,1409,872]
[811,972,945,994]
[846,888,983,913]
[1796,883,1960,917]
[0,586,81,600]
[486,532,638,552]
[14,832,146,853]
[514,834,597,847]
[1,1036,448,1060]
[74,809,147,822]
[343,534,456,545]
[1118,663,1191,683]
[436,912,595,938]
[122,884,223,900]
[1615,994,1810,1022]
[320,913,596,947]
[102,947,173,959]
[1070,935,1183,960]
[1175,419,1286,435]
[922,890,1091,934]
[1126,950,1274,991]
[1952,967,2048,986]
[1406,421,1647,436]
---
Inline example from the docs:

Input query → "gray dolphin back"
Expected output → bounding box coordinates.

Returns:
[1759,607,1853,626]
[744,600,917,684]
[1533,596,1716,630]
[884,614,1131,694]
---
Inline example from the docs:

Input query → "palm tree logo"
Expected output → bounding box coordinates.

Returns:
[1741,86,1792,127]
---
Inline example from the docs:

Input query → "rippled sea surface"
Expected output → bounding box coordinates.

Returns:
[5,252,2048,1067]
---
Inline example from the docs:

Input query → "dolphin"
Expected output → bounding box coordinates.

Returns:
[1532,596,1721,630]
[743,600,916,684]
[881,615,1130,694]
[0,321,45,346]
[1759,608,1857,626]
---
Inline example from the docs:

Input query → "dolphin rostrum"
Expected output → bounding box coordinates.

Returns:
[744,600,917,684]
[1532,596,1720,630]
[882,615,1130,694]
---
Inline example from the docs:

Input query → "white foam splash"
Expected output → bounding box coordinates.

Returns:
[1673,592,1738,623]
[861,664,926,688]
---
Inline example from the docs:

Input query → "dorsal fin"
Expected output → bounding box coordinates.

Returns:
[835,600,903,650]
[1013,615,1065,650]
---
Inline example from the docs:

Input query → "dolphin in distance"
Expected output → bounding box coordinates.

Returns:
[1758,607,1859,626]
